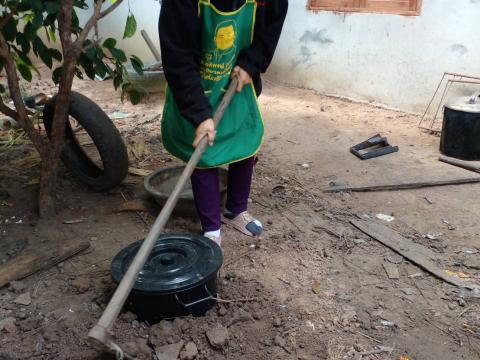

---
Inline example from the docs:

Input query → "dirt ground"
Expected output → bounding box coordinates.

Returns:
[0,73,479,360]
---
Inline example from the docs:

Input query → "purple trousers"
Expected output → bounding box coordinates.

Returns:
[191,156,255,232]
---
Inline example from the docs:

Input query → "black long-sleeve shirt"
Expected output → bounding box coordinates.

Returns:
[159,0,288,127]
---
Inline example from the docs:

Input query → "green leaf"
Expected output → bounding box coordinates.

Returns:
[45,1,61,14]
[129,89,142,105]
[48,26,57,42]
[77,53,95,79]
[113,74,122,90]
[3,17,17,42]
[130,55,144,75]
[33,37,53,68]
[0,84,6,93]
[74,67,84,80]
[123,14,137,39]
[50,48,62,62]
[94,60,109,78]
[17,63,32,82]
[110,48,127,63]
[16,33,31,54]
[31,14,43,31]
[102,38,117,49]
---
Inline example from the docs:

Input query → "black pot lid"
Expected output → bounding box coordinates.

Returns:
[445,92,480,113]
[111,233,223,294]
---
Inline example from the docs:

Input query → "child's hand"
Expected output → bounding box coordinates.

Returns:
[193,118,216,147]
[231,66,252,92]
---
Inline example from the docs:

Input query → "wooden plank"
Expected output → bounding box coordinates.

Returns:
[439,155,480,173]
[324,177,480,193]
[350,219,479,290]
[0,241,90,288]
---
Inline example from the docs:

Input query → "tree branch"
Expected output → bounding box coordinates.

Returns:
[0,32,47,157]
[74,0,124,48]
[59,0,74,51]
[0,13,13,30]
[0,96,19,121]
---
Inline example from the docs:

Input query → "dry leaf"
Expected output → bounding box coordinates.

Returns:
[312,283,321,294]
[12,154,40,168]
[115,199,151,213]
[25,178,39,186]
[445,270,471,279]
[128,167,152,176]
[63,218,87,224]
[127,137,150,161]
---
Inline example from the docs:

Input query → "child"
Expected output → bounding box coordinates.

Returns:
[159,0,288,245]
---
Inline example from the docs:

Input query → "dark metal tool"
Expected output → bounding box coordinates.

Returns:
[350,134,398,160]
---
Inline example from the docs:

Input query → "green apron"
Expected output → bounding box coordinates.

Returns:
[161,0,264,168]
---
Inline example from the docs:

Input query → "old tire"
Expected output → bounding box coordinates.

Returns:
[43,91,129,191]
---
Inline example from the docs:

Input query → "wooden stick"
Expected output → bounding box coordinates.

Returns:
[0,241,90,287]
[140,30,161,62]
[325,177,480,193]
[439,155,480,173]
[350,219,479,290]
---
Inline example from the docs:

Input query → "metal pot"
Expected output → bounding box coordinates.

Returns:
[111,233,223,323]
[440,92,480,160]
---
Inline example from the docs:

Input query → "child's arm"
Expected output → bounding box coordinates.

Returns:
[159,0,213,127]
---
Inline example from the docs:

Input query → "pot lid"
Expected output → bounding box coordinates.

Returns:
[445,92,480,113]
[111,233,223,294]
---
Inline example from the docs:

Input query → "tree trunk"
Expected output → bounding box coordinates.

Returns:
[38,151,58,218]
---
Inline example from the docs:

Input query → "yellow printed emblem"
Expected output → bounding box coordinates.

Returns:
[215,24,235,50]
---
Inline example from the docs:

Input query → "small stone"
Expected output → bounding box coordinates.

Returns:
[8,281,27,294]
[448,303,456,311]
[14,292,31,306]
[385,254,403,264]
[121,339,151,360]
[18,316,42,331]
[17,312,27,320]
[252,311,262,320]
[206,325,229,349]
[41,327,59,343]
[172,317,185,331]
[180,342,198,360]
[155,341,184,360]
[298,351,311,360]
[71,277,90,294]
[274,335,286,348]
[0,317,16,333]
[120,312,137,323]
[401,288,415,296]
[383,263,400,280]
[458,298,467,307]
[273,317,282,327]
[150,320,179,347]
[463,259,480,270]
[217,306,228,316]
[340,306,357,326]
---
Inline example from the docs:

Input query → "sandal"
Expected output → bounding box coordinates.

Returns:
[222,211,262,237]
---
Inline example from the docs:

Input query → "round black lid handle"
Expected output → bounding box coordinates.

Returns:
[160,254,175,266]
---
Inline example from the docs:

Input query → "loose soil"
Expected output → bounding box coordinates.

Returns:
[0,72,479,360]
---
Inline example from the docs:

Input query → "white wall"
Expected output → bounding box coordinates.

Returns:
[93,0,480,112]
[269,0,480,112]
